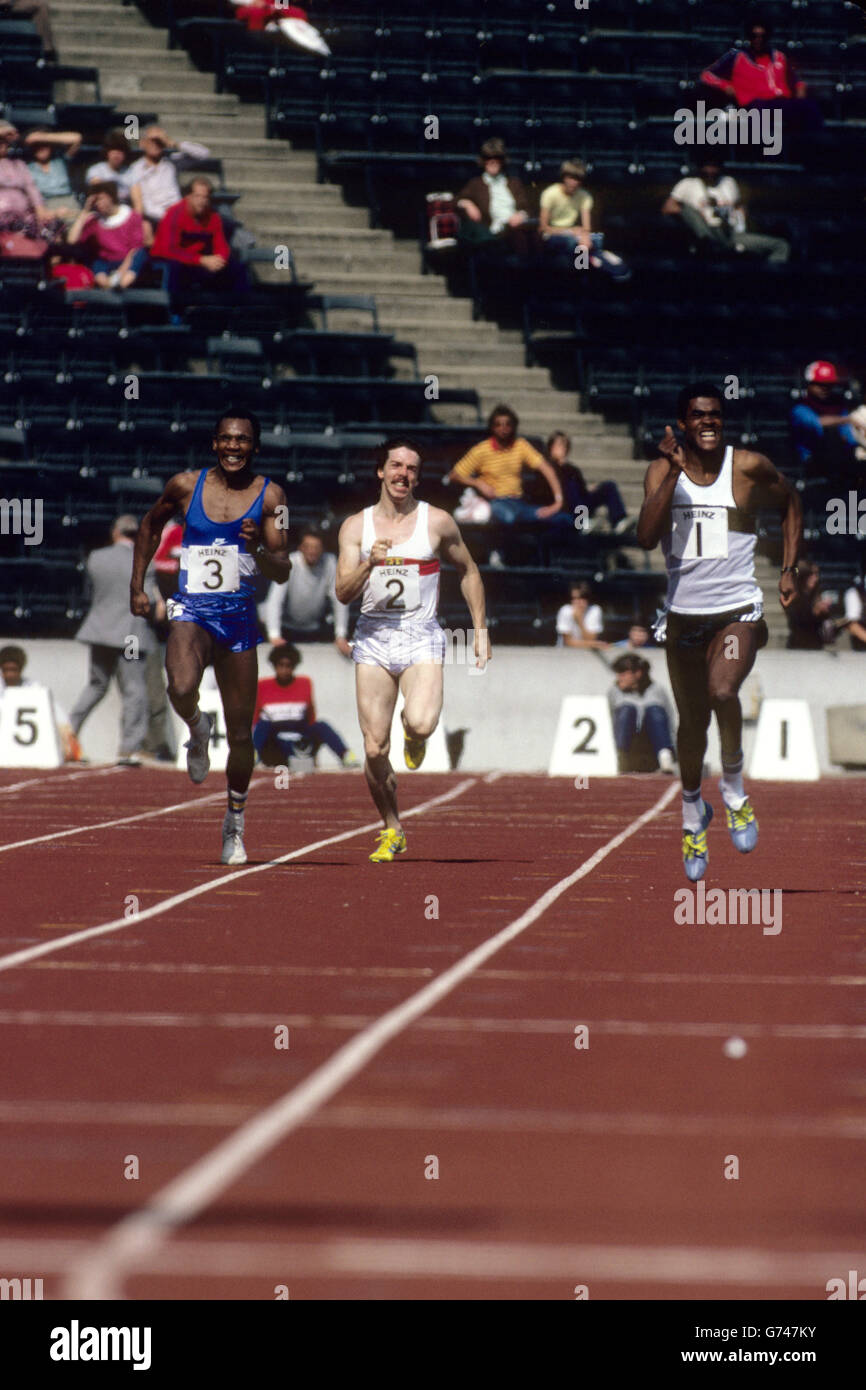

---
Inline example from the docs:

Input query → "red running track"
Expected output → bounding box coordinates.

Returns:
[0,764,863,1300]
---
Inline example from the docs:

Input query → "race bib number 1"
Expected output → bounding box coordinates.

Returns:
[186,544,240,594]
[368,561,421,614]
[671,506,728,560]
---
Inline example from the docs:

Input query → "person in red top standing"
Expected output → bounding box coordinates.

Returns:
[700,14,822,134]
[253,645,358,768]
[150,176,249,303]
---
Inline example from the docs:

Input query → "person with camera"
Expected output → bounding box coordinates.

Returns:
[662,158,789,263]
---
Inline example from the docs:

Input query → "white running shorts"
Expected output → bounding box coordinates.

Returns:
[352,620,446,675]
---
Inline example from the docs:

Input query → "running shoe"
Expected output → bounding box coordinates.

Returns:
[185,711,212,784]
[682,801,713,882]
[369,827,407,862]
[221,810,247,866]
[341,750,360,768]
[402,715,426,770]
[724,798,758,853]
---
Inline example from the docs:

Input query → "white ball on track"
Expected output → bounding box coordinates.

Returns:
[723,1036,748,1059]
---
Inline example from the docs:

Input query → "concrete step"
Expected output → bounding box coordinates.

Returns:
[416,344,528,366]
[251,225,396,246]
[285,274,452,300]
[142,114,268,136]
[56,27,172,48]
[99,71,218,96]
[229,199,371,225]
[58,46,191,67]
[99,84,238,110]
[227,180,342,199]
[379,319,522,344]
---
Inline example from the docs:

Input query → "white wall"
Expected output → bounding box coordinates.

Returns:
[4,637,866,775]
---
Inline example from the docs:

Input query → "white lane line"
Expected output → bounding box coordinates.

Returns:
[482,770,505,784]
[0,766,125,795]
[0,789,228,854]
[63,780,679,1299]
[3,1236,863,1287]
[0,779,476,975]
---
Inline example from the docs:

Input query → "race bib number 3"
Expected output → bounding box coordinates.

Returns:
[671,506,728,560]
[369,561,421,613]
[186,544,240,594]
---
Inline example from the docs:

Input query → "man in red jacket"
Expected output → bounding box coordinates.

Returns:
[151,176,248,301]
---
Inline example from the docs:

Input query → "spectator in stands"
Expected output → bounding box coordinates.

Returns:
[790,361,864,474]
[456,138,533,257]
[150,176,249,299]
[699,13,822,134]
[67,181,150,288]
[24,129,81,217]
[614,623,654,649]
[662,158,789,264]
[253,645,357,768]
[263,526,350,656]
[85,129,135,203]
[444,405,566,528]
[0,0,57,59]
[0,120,64,255]
[234,0,331,54]
[784,561,836,650]
[608,653,676,773]
[546,430,631,534]
[556,581,609,650]
[0,644,81,761]
[128,125,211,230]
[539,160,630,280]
[69,514,164,766]
[843,576,866,652]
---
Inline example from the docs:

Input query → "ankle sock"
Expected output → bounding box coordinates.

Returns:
[682,787,704,832]
[720,753,746,810]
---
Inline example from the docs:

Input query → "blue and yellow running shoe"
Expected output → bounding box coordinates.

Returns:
[682,801,713,882]
[724,798,758,853]
[369,827,407,863]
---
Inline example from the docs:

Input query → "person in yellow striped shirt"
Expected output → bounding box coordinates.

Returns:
[444,405,565,525]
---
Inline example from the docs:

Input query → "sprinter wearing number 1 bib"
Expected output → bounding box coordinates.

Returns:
[336,438,490,863]
[130,407,291,866]
[637,384,802,881]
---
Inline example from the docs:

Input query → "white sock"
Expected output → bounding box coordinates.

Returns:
[682,788,704,832]
[720,755,746,810]
[187,708,207,736]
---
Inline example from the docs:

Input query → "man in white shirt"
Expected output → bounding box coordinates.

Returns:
[843,581,866,651]
[128,126,211,226]
[555,582,609,650]
[662,159,789,262]
[263,528,351,656]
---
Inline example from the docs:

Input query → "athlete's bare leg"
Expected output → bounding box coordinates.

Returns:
[706,620,765,764]
[665,643,711,793]
[356,663,401,829]
[166,621,212,723]
[399,661,443,742]
[213,646,259,799]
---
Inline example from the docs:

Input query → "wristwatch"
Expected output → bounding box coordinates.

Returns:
[780,565,799,576]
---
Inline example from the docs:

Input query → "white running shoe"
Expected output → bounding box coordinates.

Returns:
[221,811,247,866]
[185,712,212,784]
[658,747,676,774]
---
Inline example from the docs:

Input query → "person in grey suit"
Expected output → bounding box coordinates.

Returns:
[69,515,163,763]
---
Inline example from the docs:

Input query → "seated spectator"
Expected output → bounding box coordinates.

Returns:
[662,158,790,264]
[0,120,64,256]
[0,643,81,762]
[608,653,676,773]
[539,160,630,280]
[150,177,249,300]
[263,527,350,656]
[67,182,150,288]
[253,645,357,768]
[445,405,566,528]
[843,576,866,652]
[0,0,57,59]
[456,138,533,257]
[85,129,135,203]
[547,430,631,534]
[556,581,609,650]
[614,622,654,649]
[233,1,331,54]
[790,361,864,475]
[785,561,836,650]
[128,125,211,230]
[24,129,81,217]
[700,13,822,135]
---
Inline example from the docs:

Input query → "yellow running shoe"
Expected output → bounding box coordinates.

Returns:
[369,827,407,862]
[402,714,426,770]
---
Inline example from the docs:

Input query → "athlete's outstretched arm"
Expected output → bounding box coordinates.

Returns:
[636,428,684,550]
[740,452,803,610]
[438,511,491,667]
[130,472,196,617]
[240,481,291,584]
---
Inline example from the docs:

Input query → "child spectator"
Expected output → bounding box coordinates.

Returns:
[67,181,150,288]
[539,160,630,280]
[608,653,676,773]
[0,644,81,762]
[253,645,357,768]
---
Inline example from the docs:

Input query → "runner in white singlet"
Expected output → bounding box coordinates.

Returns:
[336,438,490,863]
[637,384,802,882]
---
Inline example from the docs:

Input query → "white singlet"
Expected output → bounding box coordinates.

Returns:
[660,445,762,615]
[353,501,446,674]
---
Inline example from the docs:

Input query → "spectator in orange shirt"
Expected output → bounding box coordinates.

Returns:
[150,176,249,301]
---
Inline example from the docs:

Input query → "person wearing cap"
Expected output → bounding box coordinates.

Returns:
[85,129,135,203]
[456,138,533,255]
[69,516,164,766]
[127,126,211,229]
[790,361,862,474]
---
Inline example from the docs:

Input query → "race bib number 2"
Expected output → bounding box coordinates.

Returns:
[369,561,421,613]
[186,544,240,594]
[671,506,728,560]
